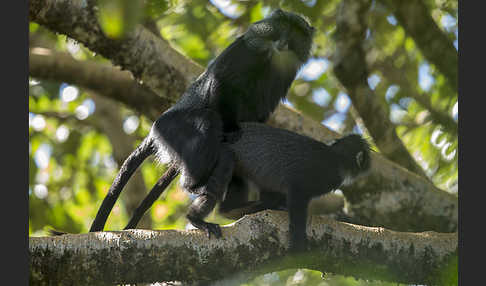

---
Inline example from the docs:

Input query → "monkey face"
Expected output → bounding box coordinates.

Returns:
[332,134,372,177]
[243,9,315,63]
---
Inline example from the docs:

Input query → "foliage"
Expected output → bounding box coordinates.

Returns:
[29,0,458,284]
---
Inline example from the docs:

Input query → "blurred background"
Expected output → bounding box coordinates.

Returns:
[29,0,457,285]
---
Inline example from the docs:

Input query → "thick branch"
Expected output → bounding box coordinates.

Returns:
[29,211,457,285]
[29,0,202,99]
[332,0,428,179]
[29,0,457,232]
[29,48,168,121]
[378,0,458,91]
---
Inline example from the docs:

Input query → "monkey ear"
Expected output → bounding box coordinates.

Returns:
[356,151,364,169]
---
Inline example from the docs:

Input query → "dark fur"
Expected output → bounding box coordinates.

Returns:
[86,10,314,237]
[124,123,371,251]
[220,123,371,251]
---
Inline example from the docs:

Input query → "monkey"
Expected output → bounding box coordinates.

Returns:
[220,123,371,251]
[123,122,371,252]
[87,9,315,238]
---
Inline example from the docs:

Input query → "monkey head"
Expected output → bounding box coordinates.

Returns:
[202,9,316,126]
[331,134,372,184]
[243,9,315,68]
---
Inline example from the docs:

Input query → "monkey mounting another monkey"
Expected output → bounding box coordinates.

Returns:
[125,123,372,252]
[88,9,315,238]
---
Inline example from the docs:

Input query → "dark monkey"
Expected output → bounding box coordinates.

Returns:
[88,10,315,237]
[220,123,371,251]
[125,123,371,251]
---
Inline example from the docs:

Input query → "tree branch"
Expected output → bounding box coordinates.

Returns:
[29,48,169,121]
[29,0,457,233]
[29,211,457,285]
[378,0,458,91]
[29,0,202,98]
[332,0,428,179]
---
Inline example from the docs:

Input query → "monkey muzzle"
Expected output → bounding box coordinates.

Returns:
[274,39,289,51]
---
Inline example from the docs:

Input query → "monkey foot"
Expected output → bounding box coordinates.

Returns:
[188,218,222,239]
[202,222,222,239]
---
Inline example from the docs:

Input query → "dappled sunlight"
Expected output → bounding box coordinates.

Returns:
[33,143,51,169]
[122,115,140,134]
[297,58,329,81]
[30,114,46,131]
[334,92,351,113]
[312,88,331,107]
[389,104,407,124]
[75,105,89,120]
[367,74,381,90]
[385,85,399,102]
[418,63,435,92]
[322,113,346,133]
[60,84,79,102]
[55,125,69,142]
[431,128,446,148]
[441,142,456,161]
[30,47,52,56]
[452,101,458,120]
[386,15,397,26]
[29,1,458,284]
[209,0,243,19]
[33,184,48,199]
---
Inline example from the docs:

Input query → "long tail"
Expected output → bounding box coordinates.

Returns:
[89,137,156,232]
[124,164,179,229]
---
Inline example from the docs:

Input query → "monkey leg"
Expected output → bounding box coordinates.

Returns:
[187,145,234,238]
[218,176,251,219]
[124,165,179,230]
[260,191,287,211]
[287,190,310,253]
[186,194,222,238]
[152,108,223,189]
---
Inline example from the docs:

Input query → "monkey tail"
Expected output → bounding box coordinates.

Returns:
[124,164,180,229]
[89,137,156,232]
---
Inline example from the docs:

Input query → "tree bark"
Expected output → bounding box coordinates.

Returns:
[29,0,458,232]
[29,49,169,121]
[29,211,458,285]
[332,0,428,179]
[29,0,201,98]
